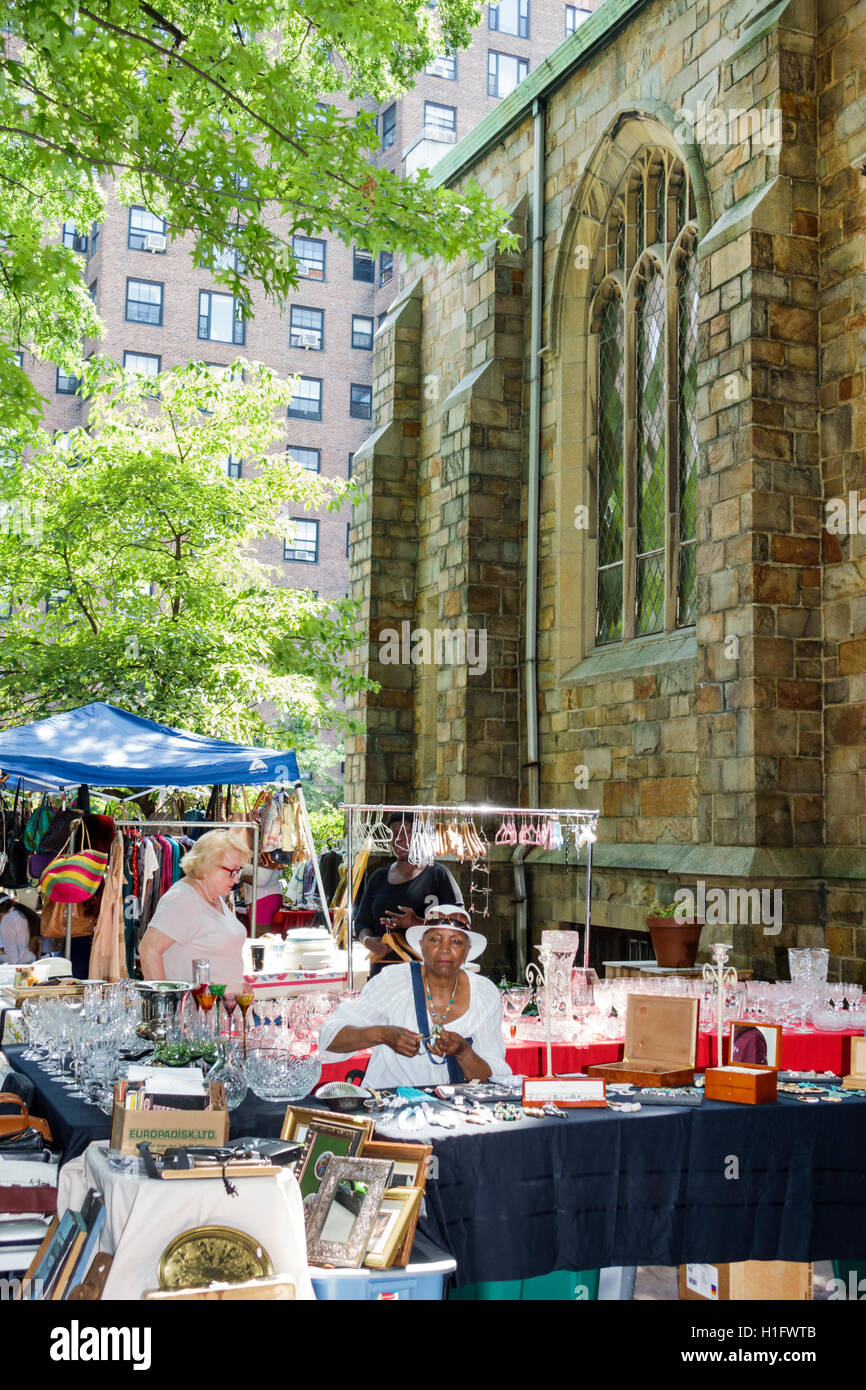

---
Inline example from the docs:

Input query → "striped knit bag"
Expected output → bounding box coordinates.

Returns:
[40,849,109,903]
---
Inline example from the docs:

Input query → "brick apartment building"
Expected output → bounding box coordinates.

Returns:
[21,2,599,605]
[346,0,866,984]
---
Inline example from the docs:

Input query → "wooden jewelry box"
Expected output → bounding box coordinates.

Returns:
[704,1021,782,1105]
[843,1036,866,1090]
[587,995,699,1088]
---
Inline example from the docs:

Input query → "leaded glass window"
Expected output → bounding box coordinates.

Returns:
[592,151,698,644]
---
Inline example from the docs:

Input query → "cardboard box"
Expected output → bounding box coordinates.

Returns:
[705,1021,781,1104]
[843,1036,866,1090]
[587,995,699,1088]
[679,1261,813,1301]
[109,1082,228,1155]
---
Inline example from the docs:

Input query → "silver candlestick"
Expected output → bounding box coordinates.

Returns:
[703,942,737,1068]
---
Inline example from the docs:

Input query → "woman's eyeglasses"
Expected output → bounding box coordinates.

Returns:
[220,866,243,880]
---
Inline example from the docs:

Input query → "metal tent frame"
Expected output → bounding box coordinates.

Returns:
[343,802,599,990]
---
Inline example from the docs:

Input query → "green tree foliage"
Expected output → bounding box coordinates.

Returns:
[0,359,370,739]
[0,1,518,423]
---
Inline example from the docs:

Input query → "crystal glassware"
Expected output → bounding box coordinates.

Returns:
[237,991,254,1059]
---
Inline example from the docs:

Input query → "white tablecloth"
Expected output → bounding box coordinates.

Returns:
[58,1141,314,1300]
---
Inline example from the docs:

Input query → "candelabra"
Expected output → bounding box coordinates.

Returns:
[702,942,737,1068]
[526,929,581,1077]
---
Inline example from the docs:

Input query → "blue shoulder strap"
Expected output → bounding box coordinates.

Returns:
[409,962,472,1084]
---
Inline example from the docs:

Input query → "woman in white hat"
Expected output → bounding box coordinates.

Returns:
[318,904,511,1088]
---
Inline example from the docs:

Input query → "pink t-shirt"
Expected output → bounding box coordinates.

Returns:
[150,879,247,990]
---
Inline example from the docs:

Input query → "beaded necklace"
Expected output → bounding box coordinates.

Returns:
[422,968,458,1058]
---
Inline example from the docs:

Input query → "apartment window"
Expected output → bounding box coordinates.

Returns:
[565,5,591,32]
[379,251,394,286]
[0,593,11,622]
[487,51,529,98]
[214,244,245,273]
[293,235,326,281]
[90,221,101,255]
[13,352,23,369]
[62,224,88,254]
[198,290,245,344]
[223,455,243,478]
[284,520,318,563]
[123,351,161,377]
[288,445,321,472]
[287,377,322,421]
[348,452,354,477]
[382,104,396,150]
[45,589,71,613]
[377,311,389,326]
[352,315,374,350]
[125,278,163,326]
[424,101,457,133]
[290,305,324,351]
[128,207,167,253]
[346,523,351,558]
[425,51,457,79]
[56,368,81,395]
[350,383,372,419]
[88,281,98,303]
[489,0,529,38]
[353,248,375,282]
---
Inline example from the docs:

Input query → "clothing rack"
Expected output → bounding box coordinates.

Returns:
[342,802,600,991]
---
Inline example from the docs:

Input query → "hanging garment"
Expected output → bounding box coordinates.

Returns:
[318,850,342,904]
[137,837,161,935]
[89,833,126,981]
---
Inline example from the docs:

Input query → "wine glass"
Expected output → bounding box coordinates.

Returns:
[209,983,226,1035]
[237,990,254,1059]
[503,987,531,1042]
[223,992,238,1045]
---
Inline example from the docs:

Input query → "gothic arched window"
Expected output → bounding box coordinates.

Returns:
[592,151,698,645]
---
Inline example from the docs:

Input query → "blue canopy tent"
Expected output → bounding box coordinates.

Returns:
[0,703,329,959]
[0,701,300,787]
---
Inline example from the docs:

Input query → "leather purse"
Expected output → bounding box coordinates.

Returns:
[0,1092,52,1144]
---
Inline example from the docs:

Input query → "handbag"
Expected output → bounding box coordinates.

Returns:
[0,1092,52,1144]
[1,782,29,888]
[38,806,84,855]
[41,849,109,902]
[23,794,53,852]
[41,896,98,939]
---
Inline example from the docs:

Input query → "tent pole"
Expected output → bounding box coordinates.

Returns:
[250,825,259,939]
[64,824,76,961]
[346,805,355,993]
[294,782,331,936]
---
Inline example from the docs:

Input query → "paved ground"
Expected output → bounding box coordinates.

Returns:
[633,1262,834,1300]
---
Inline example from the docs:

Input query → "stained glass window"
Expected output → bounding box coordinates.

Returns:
[592,153,698,645]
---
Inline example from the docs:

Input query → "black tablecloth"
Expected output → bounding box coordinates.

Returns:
[3,1048,296,1163]
[8,1047,866,1285]
[419,1096,866,1285]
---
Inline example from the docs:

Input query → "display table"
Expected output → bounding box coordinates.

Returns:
[58,1141,314,1300]
[418,1092,866,1286]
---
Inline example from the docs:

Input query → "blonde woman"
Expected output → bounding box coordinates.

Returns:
[138,828,251,989]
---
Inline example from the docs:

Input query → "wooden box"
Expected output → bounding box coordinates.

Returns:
[679,1261,812,1301]
[704,1021,781,1105]
[109,1082,228,1155]
[587,994,699,1088]
[843,1036,866,1090]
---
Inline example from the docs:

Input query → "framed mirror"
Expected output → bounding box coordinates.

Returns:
[306,1157,395,1269]
[729,1021,782,1070]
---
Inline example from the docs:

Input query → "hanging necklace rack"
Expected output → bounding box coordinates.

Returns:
[343,802,599,991]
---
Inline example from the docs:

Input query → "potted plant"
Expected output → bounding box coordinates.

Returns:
[645,899,704,969]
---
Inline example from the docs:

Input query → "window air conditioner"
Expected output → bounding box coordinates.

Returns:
[294,330,321,349]
[144,233,167,252]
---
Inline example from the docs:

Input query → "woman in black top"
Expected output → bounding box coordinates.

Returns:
[355,813,463,974]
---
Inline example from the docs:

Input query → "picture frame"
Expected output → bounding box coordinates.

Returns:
[280,1105,373,1149]
[363,1187,424,1270]
[361,1141,432,1192]
[306,1157,395,1269]
[295,1118,368,1202]
[728,1021,782,1070]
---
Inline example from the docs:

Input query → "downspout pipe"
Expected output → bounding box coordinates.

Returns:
[513,96,545,980]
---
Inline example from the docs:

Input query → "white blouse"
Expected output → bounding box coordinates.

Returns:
[318,965,512,1089]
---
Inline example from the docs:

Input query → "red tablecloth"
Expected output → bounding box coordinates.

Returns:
[315,1027,864,1086]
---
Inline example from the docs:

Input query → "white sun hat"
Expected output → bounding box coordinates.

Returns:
[405,904,487,963]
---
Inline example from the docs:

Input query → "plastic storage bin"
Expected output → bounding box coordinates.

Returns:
[310,1231,456,1301]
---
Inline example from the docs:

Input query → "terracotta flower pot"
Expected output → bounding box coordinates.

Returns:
[646,917,704,969]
